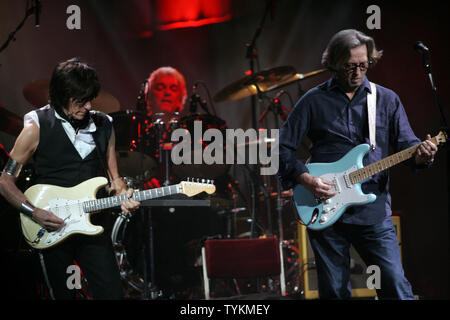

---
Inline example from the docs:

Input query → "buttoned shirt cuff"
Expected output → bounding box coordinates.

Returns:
[279,162,309,190]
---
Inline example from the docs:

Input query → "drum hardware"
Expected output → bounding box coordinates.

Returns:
[149,112,180,186]
[257,90,292,123]
[171,113,230,179]
[239,164,273,238]
[190,80,218,117]
[110,110,158,179]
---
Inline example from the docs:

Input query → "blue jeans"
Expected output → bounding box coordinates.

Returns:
[307,216,414,300]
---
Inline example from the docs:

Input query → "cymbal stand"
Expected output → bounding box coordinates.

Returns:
[260,92,290,295]
[245,0,274,129]
[242,164,272,238]
[257,91,292,242]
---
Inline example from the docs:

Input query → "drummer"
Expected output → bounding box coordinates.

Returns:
[139,66,188,118]
[136,66,189,189]
[135,67,227,297]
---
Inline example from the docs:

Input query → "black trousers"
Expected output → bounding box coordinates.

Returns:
[41,232,123,300]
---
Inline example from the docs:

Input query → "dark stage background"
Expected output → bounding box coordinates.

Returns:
[0,0,449,299]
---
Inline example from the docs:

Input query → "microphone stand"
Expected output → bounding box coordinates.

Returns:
[243,0,274,241]
[0,2,38,55]
[417,48,448,130]
[245,0,273,129]
[415,44,450,258]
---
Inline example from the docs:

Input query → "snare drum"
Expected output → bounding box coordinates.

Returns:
[110,110,158,178]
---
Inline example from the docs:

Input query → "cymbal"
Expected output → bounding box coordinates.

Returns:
[214,67,327,103]
[0,104,23,136]
[272,68,327,89]
[23,79,121,113]
[23,79,50,108]
[214,66,296,102]
[93,90,121,114]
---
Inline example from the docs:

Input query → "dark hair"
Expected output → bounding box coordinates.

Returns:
[321,29,383,72]
[49,58,100,112]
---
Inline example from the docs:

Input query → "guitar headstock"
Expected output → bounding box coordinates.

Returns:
[434,131,448,147]
[179,178,216,197]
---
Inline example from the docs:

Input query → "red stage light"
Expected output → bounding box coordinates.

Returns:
[139,0,232,37]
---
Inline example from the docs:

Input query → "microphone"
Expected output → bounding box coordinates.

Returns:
[190,93,209,114]
[413,41,429,54]
[413,41,432,72]
[258,91,290,123]
[34,0,41,27]
[189,83,199,113]
[273,90,283,102]
[273,91,290,121]
[190,82,210,114]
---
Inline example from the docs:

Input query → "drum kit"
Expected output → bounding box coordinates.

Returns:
[0,65,326,299]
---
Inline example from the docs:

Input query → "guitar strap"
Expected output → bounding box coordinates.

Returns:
[367,81,377,151]
[90,113,112,185]
[92,134,111,185]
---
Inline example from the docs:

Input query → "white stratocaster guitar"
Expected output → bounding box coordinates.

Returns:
[20,177,216,249]
[293,131,447,230]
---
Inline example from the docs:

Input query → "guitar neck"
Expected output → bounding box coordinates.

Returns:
[83,184,180,213]
[349,135,440,184]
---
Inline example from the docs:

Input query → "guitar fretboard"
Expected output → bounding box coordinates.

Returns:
[349,135,440,184]
[83,185,180,213]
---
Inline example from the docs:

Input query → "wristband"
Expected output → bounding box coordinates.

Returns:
[3,158,23,178]
[20,200,35,218]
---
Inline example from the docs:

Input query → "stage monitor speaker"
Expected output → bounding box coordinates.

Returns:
[297,216,402,299]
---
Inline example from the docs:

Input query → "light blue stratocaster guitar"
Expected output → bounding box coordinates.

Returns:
[293,131,447,230]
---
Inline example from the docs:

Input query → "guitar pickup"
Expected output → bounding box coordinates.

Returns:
[331,177,341,193]
[32,228,46,244]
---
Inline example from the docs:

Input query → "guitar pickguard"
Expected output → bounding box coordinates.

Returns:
[318,166,375,225]
[41,197,102,247]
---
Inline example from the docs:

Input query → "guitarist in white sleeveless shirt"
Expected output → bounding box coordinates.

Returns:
[0,58,140,299]
[278,30,437,299]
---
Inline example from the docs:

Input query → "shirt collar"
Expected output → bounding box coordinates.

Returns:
[53,108,97,133]
[326,75,372,94]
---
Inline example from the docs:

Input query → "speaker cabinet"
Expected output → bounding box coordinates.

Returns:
[297,216,402,299]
